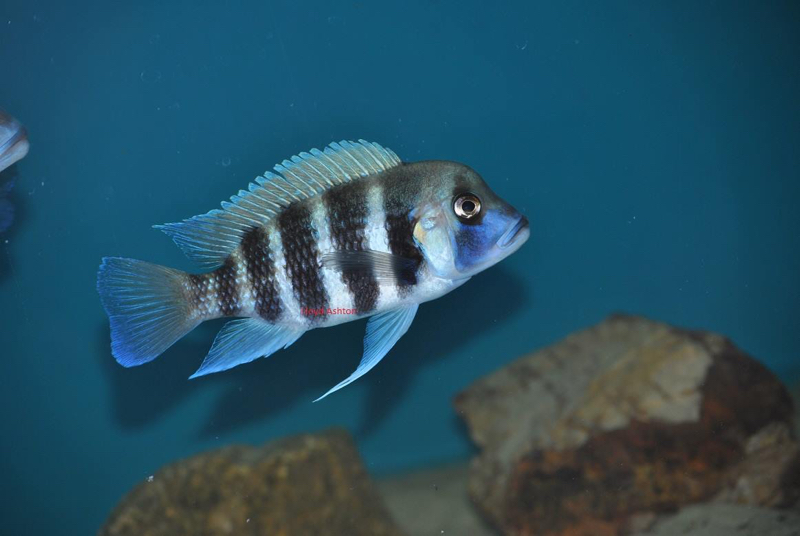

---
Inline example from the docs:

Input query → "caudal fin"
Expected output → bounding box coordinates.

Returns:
[97,257,200,367]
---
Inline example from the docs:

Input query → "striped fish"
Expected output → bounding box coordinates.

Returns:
[97,140,529,400]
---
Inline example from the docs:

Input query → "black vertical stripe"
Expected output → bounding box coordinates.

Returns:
[383,198,424,295]
[278,202,329,320]
[323,181,379,314]
[187,273,209,314]
[214,257,240,316]
[241,226,282,322]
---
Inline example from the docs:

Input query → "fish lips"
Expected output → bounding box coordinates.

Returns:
[497,215,530,251]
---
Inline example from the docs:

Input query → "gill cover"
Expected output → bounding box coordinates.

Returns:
[413,208,459,279]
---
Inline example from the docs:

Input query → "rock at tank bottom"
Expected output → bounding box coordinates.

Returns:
[630,503,800,536]
[99,429,405,536]
[454,314,799,536]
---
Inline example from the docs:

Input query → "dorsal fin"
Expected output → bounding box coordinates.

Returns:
[155,140,401,269]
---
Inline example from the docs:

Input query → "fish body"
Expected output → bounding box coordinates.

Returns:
[98,141,529,399]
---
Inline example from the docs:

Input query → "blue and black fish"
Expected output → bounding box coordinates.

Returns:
[97,140,529,400]
[0,110,29,233]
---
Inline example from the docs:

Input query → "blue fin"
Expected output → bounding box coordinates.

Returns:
[156,140,401,269]
[97,257,201,367]
[314,304,419,401]
[190,318,305,378]
[320,250,420,285]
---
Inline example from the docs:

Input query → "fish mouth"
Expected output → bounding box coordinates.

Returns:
[497,215,530,249]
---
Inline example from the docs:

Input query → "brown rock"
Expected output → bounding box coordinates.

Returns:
[714,422,800,508]
[99,428,404,536]
[454,314,796,536]
[630,503,800,536]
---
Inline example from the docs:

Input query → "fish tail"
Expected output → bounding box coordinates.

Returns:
[97,257,201,367]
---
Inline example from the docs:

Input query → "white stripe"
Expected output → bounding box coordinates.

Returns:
[365,183,399,311]
[310,198,355,313]
[267,221,304,325]
[231,248,255,315]
[409,263,464,304]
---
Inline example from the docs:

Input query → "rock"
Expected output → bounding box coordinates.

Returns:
[454,314,796,536]
[793,379,800,436]
[99,429,404,536]
[631,503,800,536]
[714,422,800,508]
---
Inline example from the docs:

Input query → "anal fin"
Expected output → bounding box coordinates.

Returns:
[190,318,305,378]
[314,304,419,401]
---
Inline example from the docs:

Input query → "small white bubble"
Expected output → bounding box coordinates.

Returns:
[140,70,162,83]
[221,157,232,167]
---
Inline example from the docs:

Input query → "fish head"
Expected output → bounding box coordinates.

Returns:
[412,162,529,280]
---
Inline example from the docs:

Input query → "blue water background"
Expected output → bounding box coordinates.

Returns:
[1,1,798,534]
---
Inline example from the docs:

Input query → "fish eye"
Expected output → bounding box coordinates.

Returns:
[454,193,481,220]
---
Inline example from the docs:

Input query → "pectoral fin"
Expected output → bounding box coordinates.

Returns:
[314,304,419,401]
[319,250,420,285]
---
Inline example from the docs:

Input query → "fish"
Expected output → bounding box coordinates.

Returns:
[97,140,529,400]
[0,110,29,233]
[0,110,29,174]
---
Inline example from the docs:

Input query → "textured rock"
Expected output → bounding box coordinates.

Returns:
[454,314,796,536]
[99,429,404,536]
[631,503,800,536]
[714,422,800,508]
[793,379,800,436]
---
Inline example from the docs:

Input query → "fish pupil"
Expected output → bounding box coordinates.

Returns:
[455,193,481,219]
